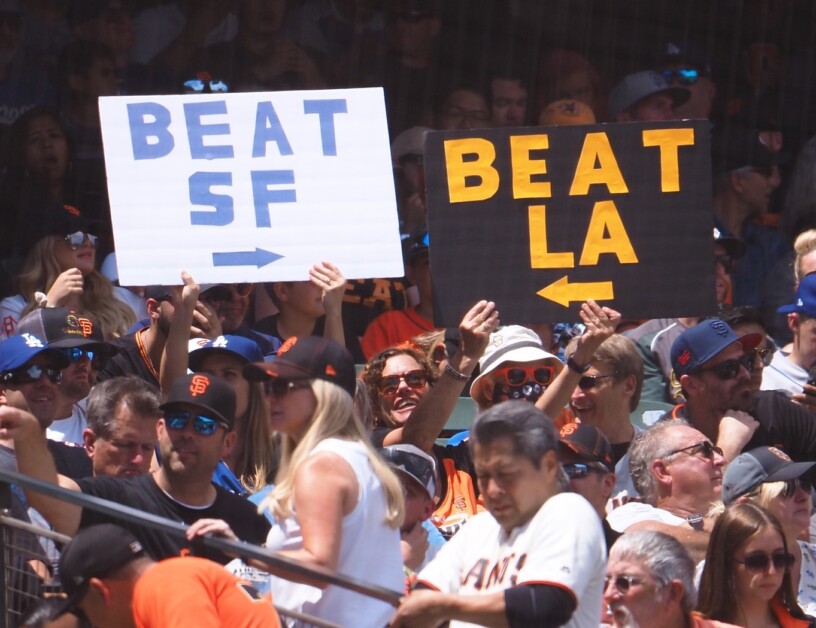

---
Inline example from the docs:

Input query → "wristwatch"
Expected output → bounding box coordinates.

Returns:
[567,357,590,374]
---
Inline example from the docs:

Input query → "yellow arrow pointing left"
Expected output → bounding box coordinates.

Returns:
[537,276,614,307]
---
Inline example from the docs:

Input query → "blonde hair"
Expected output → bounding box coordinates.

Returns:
[235,382,278,494]
[262,379,404,528]
[793,229,816,284]
[18,236,135,338]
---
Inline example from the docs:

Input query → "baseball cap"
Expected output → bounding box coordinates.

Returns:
[538,99,596,126]
[713,227,746,260]
[188,335,264,373]
[712,126,783,175]
[391,126,430,165]
[159,373,236,429]
[722,446,816,505]
[22,203,93,252]
[670,318,762,377]
[0,333,70,375]
[658,40,712,76]
[470,326,562,406]
[380,444,437,500]
[56,524,145,616]
[243,336,357,397]
[608,70,690,120]
[777,273,816,318]
[16,308,118,356]
[144,285,173,301]
[558,423,614,473]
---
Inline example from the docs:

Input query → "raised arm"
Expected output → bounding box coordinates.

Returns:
[392,300,499,452]
[311,261,348,349]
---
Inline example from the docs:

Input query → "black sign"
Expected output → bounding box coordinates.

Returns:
[424,120,716,327]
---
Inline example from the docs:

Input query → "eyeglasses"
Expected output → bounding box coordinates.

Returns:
[660,68,700,86]
[751,346,773,368]
[164,411,229,436]
[604,574,644,593]
[64,232,98,249]
[735,551,795,573]
[183,79,229,93]
[59,347,108,370]
[696,354,753,380]
[494,365,555,388]
[715,253,735,274]
[782,477,813,498]
[261,377,312,398]
[577,373,617,391]
[379,370,428,396]
[666,440,723,461]
[1,364,61,385]
[563,462,608,479]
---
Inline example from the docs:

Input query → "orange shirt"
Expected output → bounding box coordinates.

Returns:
[132,557,280,628]
[361,307,438,359]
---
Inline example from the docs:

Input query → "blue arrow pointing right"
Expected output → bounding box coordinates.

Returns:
[212,248,283,268]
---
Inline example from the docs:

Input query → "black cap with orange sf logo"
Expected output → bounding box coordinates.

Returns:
[159,373,236,429]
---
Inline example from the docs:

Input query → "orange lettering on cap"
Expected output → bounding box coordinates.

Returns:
[77,317,94,337]
[190,375,210,396]
[560,424,578,437]
[64,204,81,216]
[278,336,298,356]
[325,365,336,376]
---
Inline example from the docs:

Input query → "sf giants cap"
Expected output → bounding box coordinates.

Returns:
[56,524,145,616]
[159,373,236,429]
[380,444,437,501]
[16,308,118,355]
[670,318,762,377]
[0,333,69,375]
[722,446,816,505]
[243,335,356,397]
[558,423,614,473]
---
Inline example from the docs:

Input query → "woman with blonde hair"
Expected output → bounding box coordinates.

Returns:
[0,204,136,340]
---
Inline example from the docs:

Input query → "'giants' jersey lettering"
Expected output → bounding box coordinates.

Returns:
[461,552,528,590]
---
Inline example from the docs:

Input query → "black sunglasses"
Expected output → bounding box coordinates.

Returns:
[262,378,312,398]
[59,347,108,370]
[563,462,608,479]
[666,440,724,461]
[604,574,643,593]
[782,477,813,498]
[660,67,700,86]
[164,411,228,436]
[577,373,617,391]
[735,551,794,573]
[379,370,428,396]
[2,364,61,385]
[696,354,753,380]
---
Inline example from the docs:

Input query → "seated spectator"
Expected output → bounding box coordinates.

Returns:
[608,70,690,122]
[604,530,728,628]
[656,40,718,120]
[697,502,809,626]
[608,420,725,562]
[82,376,160,478]
[488,57,529,127]
[721,446,816,615]
[361,231,439,360]
[54,524,280,627]
[16,307,119,444]
[0,203,136,341]
[391,401,606,627]
[432,84,491,130]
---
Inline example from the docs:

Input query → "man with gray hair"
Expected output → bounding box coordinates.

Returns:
[604,530,703,628]
[391,401,605,628]
[82,376,161,478]
[607,420,724,562]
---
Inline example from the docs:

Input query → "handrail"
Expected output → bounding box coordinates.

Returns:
[0,469,403,606]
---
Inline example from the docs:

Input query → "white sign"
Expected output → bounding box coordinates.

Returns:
[99,88,403,286]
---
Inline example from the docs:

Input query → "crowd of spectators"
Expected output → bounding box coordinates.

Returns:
[3,0,816,626]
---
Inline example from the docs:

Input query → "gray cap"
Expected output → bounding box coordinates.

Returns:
[722,446,816,505]
[608,70,690,120]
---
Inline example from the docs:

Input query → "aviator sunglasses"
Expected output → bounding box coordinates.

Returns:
[735,551,795,573]
[164,411,229,436]
[59,347,108,370]
[64,232,98,249]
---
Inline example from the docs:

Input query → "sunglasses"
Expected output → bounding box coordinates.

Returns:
[563,462,608,479]
[261,377,312,398]
[59,347,108,370]
[183,79,229,93]
[2,364,61,385]
[666,440,723,461]
[751,346,773,368]
[577,373,617,391]
[735,551,795,573]
[379,370,428,396]
[64,231,98,249]
[494,365,555,388]
[782,477,813,498]
[697,354,753,380]
[604,574,643,593]
[715,253,735,274]
[660,68,699,86]
[164,411,228,436]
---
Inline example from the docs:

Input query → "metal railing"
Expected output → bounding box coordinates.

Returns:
[0,469,402,628]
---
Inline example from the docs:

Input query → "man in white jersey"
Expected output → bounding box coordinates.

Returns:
[390,400,606,627]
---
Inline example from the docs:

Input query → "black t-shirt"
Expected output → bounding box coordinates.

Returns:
[662,390,816,461]
[76,473,270,564]
[95,332,158,387]
[253,314,365,363]
[48,440,92,479]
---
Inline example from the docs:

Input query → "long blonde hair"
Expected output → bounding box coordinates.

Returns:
[235,382,279,494]
[262,379,404,529]
[17,236,135,338]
